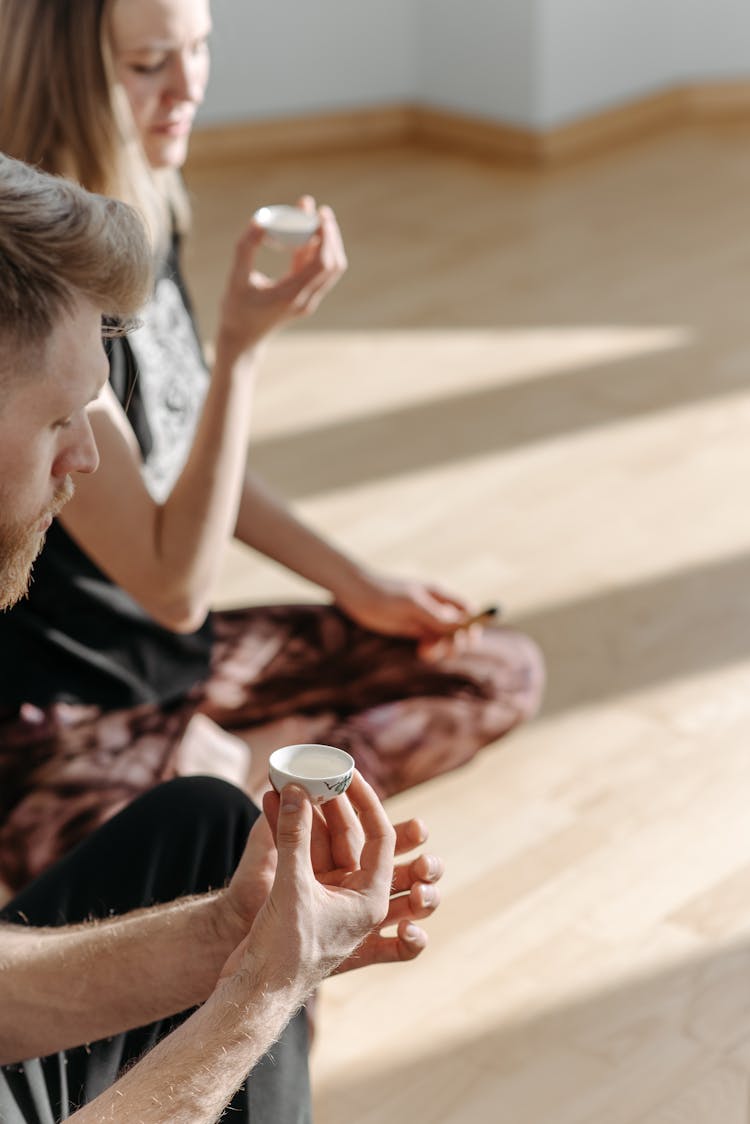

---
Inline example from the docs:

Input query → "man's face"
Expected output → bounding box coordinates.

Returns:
[0,297,106,608]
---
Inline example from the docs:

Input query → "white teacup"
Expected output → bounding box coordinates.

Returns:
[268,743,355,805]
[252,204,319,249]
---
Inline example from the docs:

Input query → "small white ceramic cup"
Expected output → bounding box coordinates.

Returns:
[268,743,355,805]
[252,204,319,249]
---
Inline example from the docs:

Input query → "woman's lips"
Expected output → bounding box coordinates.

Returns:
[152,118,193,137]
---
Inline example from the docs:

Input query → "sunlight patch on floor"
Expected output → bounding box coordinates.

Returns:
[250,325,693,437]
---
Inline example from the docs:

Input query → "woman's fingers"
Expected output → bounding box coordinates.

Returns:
[224,203,346,345]
[283,206,347,310]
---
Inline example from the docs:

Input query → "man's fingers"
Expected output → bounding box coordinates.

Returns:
[384,880,441,926]
[390,853,444,894]
[263,785,314,881]
[344,772,397,896]
[335,920,428,973]
[262,787,281,839]
[319,790,365,871]
[309,802,334,872]
[392,920,428,960]
[394,817,428,855]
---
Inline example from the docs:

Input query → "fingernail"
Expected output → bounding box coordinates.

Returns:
[426,857,440,879]
[405,924,420,941]
[281,785,303,812]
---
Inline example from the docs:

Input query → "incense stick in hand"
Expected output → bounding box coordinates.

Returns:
[454,604,501,631]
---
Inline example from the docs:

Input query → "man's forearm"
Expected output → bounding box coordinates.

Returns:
[69,970,307,1124]
[0,891,242,1064]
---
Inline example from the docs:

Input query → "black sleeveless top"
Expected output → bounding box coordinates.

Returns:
[0,239,214,709]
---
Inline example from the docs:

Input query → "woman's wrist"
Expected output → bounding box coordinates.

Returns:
[212,334,266,380]
[327,561,381,606]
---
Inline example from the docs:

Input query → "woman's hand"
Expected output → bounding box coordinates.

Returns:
[335,570,484,659]
[216,195,347,365]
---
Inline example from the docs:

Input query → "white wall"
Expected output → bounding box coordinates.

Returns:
[537,0,750,128]
[199,0,750,131]
[201,0,418,124]
[681,0,750,78]
[415,0,539,127]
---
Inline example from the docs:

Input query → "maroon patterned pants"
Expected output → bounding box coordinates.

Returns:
[0,604,544,893]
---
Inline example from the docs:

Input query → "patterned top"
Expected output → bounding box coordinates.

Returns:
[129,270,209,502]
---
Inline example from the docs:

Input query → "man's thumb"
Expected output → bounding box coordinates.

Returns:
[275,784,311,860]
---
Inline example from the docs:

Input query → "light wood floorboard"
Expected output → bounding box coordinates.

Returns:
[183,121,750,1123]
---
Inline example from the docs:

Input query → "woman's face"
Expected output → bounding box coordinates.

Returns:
[110,0,211,169]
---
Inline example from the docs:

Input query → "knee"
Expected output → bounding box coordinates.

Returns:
[516,633,546,720]
[126,777,261,899]
[142,775,260,834]
[483,628,546,721]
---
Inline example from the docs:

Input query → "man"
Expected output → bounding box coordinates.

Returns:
[0,153,443,1123]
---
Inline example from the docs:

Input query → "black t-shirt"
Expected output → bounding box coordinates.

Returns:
[0,240,214,710]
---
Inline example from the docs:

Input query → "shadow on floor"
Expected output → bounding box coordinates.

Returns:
[314,934,750,1123]
[508,548,750,717]
[250,338,743,500]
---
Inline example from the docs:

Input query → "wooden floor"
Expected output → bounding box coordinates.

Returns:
[184,120,750,1123]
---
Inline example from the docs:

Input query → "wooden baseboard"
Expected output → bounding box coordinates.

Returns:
[187,104,416,166]
[534,88,686,164]
[687,79,750,120]
[411,106,540,163]
[187,81,750,171]
[537,81,750,163]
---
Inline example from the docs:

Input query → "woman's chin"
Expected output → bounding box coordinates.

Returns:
[145,134,191,171]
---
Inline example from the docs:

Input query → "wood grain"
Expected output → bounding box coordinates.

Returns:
[183,118,750,1122]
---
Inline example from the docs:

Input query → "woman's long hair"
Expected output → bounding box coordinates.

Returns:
[0,0,189,256]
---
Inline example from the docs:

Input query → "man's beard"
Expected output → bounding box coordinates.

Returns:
[0,478,74,610]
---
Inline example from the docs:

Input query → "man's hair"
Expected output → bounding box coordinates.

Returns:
[0,151,153,354]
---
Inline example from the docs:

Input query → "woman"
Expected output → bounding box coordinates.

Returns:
[0,0,544,894]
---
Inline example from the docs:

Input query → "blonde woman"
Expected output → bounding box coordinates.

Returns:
[0,0,545,893]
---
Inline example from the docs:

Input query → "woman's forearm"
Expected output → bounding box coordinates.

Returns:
[235,470,371,601]
[153,353,261,627]
[71,347,266,632]
[60,349,262,633]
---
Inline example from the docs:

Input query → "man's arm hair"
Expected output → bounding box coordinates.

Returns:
[69,967,305,1123]
[0,893,239,1064]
